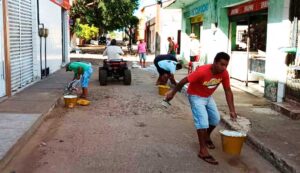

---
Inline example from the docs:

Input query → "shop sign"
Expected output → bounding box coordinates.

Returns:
[229,0,268,16]
[50,0,71,10]
[191,15,204,24]
[184,3,209,17]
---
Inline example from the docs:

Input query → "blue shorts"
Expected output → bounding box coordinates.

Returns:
[139,53,146,61]
[81,66,93,88]
[188,95,220,129]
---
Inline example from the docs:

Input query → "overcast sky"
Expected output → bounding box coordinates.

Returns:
[136,0,163,15]
[139,0,157,7]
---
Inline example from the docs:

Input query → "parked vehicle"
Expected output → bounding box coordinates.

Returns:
[99,59,131,85]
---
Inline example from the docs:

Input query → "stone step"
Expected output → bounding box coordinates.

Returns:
[271,101,300,120]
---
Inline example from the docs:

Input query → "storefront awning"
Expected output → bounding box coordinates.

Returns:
[227,0,268,16]
[165,0,197,9]
[223,0,252,8]
[50,0,71,10]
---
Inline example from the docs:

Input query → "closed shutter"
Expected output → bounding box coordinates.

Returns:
[8,0,33,92]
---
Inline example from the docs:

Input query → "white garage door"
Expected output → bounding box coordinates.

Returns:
[8,0,33,92]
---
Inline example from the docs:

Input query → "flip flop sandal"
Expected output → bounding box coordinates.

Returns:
[206,140,216,149]
[198,154,219,165]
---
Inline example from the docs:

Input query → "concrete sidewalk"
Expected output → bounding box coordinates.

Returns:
[0,69,72,170]
[174,68,300,173]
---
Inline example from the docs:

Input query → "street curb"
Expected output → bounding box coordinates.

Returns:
[221,113,297,173]
[179,85,296,173]
[0,97,61,171]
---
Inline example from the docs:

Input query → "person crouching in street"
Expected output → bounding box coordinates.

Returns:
[165,52,237,165]
[66,61,93,98]
[154,54,182,86]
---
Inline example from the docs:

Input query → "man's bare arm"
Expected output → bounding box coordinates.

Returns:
[76,67,83,79]
[165,77,189,101]
[224,87,237,120]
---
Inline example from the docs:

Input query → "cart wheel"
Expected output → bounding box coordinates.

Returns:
[99,69,107,85]
[123,69,131,85]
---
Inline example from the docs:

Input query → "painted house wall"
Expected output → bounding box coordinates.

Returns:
[180,0,218,64]
[141,5,163,53]
[216,0,292,102]
[0,0,69,97]
[144,17,156,53]
[35,0,64,76]
[264,0,290,102]
[0,0,5,97]
[32,0,39,79]
[143,7,181,55]
[214,0,291,102]
[143,5,157,21]
[177,0,292,102]
[159,9,182,55]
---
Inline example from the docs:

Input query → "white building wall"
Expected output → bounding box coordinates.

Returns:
[0,0,5,97]
[143,6,157,21]
[203,26,228,64]
[265,0,291,102]
[150,24,155,53]
[36,0,63,75]
[179,17,190,63]
[142,3,182,55]
[32,0,39,79]
[62,9,70,64]
[159,9,182,55]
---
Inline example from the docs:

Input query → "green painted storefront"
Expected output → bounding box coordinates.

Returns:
[168,0,293,102]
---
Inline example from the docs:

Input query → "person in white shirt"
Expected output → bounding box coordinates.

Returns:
[154,54,182,85]
[106,37,111,46]
[103,39,124,60]
[188,33,201,74]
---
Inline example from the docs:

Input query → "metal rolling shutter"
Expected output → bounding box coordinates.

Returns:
[8,0,33,92]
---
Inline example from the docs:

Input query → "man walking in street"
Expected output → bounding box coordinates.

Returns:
[165,52,237,165]
[154,54,181,85]
[66,61,93,98]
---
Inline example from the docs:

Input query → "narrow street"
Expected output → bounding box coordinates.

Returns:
[0,0,299,173]
[3,67,278,173]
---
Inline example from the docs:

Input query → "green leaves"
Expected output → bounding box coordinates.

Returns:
[75,20,99,41]
[70,0,139,33]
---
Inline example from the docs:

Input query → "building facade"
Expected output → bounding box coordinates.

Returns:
[0,0,70,98]
[138,0,182,55]
[168,0,299,103]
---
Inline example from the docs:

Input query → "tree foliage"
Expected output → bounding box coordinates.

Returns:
[70,0,139,34]
[75,20,99,41]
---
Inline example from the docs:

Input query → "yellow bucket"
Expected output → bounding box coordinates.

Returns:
[220,130,247,155]
[158,85,170,96]
[64,95,78,108]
